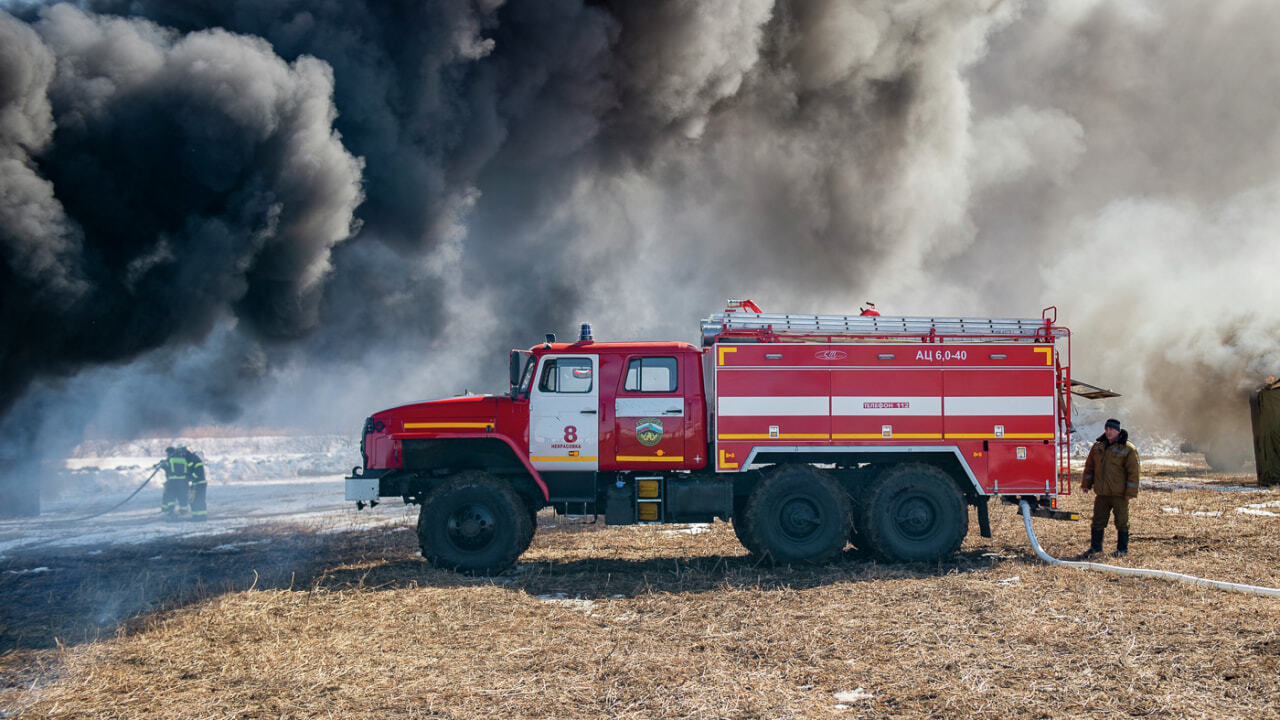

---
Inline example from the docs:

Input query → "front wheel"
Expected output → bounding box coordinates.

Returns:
[742,464,851,564]
[417,471,534,574]
[860,463,967,563]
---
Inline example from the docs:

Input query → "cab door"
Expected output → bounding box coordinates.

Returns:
[613,355,685,466]
[529,354,599,471]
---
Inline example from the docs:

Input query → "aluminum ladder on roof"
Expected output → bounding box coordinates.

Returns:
[700,311,1068,345]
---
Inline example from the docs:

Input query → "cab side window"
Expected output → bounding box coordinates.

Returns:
[539,358,593,393]
[623,357,678,393]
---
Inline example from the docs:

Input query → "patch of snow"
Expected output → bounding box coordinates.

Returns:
[4,567,50,575]
[208,539,271,552]
[536,593,596,611]
[996,576,1022,585]
[52,435,362,497]
[1160,506,1224,517]
[0,471,415,557]
[1144,478,1270,493]
[660,523,711,536]
[1235,500,1280,517]
[833,688,874,703]
[1144,458,1196,468]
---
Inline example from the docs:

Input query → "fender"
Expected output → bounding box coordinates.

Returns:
[735,444,985,496]
[398,431,549,501]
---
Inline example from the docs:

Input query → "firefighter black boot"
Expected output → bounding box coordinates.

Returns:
[1081,528,1104,559]
[1114,531,1130,557]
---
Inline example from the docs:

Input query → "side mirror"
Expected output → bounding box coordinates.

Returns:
[509,351,522,396]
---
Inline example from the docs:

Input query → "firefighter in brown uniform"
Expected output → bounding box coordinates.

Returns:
[1081,418,1140,557]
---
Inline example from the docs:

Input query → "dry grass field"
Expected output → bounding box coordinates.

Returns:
[2,461,1278,719]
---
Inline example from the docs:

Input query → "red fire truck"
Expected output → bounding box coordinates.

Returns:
[348,300,1092,573]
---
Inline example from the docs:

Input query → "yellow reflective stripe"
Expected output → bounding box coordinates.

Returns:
[404,422,494,430]
[529,456,598,462]
[945,433,1055,439]
[616,456,685,462]
[717,433,830,440]
[831,433,943,439]
[718,449,739,470]
[717,346,737,366]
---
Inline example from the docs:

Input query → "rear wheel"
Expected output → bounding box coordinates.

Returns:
[860,463,967,562]
[417,471,534,574]
[742,464,851,564]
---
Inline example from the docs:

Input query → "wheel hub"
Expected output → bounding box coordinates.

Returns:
[447,503,496,550]
[893,495,938,539]
[777,495,823,542]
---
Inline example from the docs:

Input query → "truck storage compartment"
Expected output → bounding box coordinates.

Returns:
[665,478,732,523]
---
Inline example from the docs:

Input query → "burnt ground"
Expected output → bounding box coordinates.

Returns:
[1,461,1277,719]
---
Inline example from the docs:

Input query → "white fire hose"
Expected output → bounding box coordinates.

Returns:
[1018,500,1280,598]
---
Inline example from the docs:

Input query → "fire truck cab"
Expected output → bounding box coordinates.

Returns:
[349,300,1080,573]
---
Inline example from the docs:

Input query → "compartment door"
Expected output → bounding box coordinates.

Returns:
[988,442,1055,494]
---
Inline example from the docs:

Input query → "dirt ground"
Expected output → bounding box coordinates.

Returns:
[2,461,1278,719]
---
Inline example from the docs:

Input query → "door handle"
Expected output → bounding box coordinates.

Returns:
[580,409,597,414]
[663,408,682,414]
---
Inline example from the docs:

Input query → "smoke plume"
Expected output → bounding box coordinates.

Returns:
[1,0,1278,468]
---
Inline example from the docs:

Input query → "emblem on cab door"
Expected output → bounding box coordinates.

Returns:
[815,350,848,360]
[636,418,664,447]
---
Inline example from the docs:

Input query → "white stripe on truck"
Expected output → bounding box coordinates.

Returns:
[942,395,1054,416]
[831,396,942,416]
[716,394,1053,417]
[718,396,829,416]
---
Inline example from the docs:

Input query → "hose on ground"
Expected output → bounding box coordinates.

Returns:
[68,466,161,522]
[2,467,163,555]
[1018,500,1280,598]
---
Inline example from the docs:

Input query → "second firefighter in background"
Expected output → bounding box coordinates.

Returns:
[158,445,208,520]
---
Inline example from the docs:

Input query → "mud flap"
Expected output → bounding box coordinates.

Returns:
[975,496,992,538]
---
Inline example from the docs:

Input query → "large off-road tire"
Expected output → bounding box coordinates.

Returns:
[731,495,763,556]
[860,463,968,563]
[417,471,534,574]
[742,464,852,564]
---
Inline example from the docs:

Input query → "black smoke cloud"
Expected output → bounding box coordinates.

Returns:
[0,4,362,422]
[2,0,1279,468]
